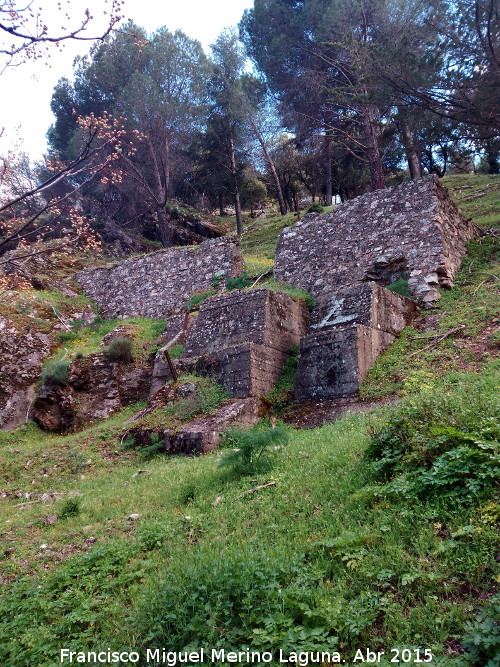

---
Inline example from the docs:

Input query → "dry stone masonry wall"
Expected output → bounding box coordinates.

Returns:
[275,176,480,304]
[76,237,244,318]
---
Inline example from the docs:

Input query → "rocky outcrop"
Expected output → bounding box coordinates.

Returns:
[0,316,51,430]
[275,176,480,304]
[32,353,151,432]
[76,237,244,318]
[180,289,309,397]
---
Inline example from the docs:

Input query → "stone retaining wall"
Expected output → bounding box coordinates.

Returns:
[76,238,244,318]
[275,176,480,304]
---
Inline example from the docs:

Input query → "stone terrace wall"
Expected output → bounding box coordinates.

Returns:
[275,176,480,303]
[76,238,244,318]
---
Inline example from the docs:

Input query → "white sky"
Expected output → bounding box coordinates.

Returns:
[0,0,254,160]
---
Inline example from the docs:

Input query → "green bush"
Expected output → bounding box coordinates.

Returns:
[365,372,500,501]
[104,337,133,363]
[460,594,500,666]
[267,345,299,416]
[59,499,81,520]
[41,360,70,385]
[220,426,289,474]
[307,201,324,214]
[386,276,412,298]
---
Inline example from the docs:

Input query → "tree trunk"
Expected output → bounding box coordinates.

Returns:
[157,208,174,247]
[325,134,333,206]
[294,190,300,221]
[229,136,243,236]
[218,193,225,217]
[249,118,287,215]
[400,115,422,179]
[362,106,385,190]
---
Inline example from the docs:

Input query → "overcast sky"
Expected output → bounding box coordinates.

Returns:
[0,0,254,160]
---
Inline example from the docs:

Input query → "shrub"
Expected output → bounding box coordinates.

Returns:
[59,498,81,519]
[307,201,324,214]
[220,426,289,474]
[41,360,70,385]
[104,337,133,363]
[386,276,412,298]
[460,594,500,666]
[365,372,500,501]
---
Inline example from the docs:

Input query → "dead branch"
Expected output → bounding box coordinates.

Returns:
[407,325,466,359]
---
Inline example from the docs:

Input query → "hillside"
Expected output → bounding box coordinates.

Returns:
[0,175,499,666]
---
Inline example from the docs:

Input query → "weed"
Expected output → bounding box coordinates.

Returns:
[386,276,411,298]
[184,290,213,311]
[168,344,184,360]
[59,499,81,519]
[104,337,133,363]
[220,426,288,474]
[41,360,70,385]
[307,201,324,214]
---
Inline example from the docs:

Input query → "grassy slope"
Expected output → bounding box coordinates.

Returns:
[0,176,498,666]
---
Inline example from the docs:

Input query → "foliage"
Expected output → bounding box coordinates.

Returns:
[137,434,165,462]
[220,426,288,474]
[41,360,70,386]
[104,337,133,364]
[460,595,500,666]
[59,499,81,520]
[386,277,411,298]
[365,371,500,501]
[226,273,253,290]
[307,201,324,214]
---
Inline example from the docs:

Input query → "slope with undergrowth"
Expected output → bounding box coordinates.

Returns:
[0,175,498,666]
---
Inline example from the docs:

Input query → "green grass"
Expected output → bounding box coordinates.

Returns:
[0,176,498,666]
[443,174,500,228]
[0,366,498,665]
[240,206,334,260]
[360,176,500,400]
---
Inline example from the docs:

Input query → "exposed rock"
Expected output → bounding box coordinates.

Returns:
[181,289,309,397]
[98,219,144,257]
[129,397,266,456]
[275,176,480,304]
[32,383,76,433]
[0,315,51,430]
[76,237,244,318]
[32,353,152,432]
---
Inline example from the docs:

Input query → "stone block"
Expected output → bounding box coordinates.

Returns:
[182,289,308,397]
[310,282,419,336]
[295,325,395,401]
[275,176,480,304]
[183,288,308,356]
